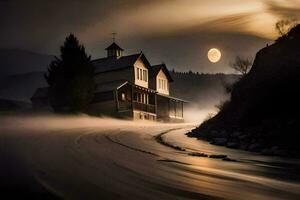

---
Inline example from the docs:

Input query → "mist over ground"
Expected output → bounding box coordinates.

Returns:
[1,114,299,200]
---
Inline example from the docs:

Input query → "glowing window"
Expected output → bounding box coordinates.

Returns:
[121,93,126,101]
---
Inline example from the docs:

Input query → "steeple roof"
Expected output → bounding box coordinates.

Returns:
[105,42,124,51]
[150,63,174,82]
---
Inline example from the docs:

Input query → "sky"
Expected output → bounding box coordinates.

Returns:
[1,0,300,73]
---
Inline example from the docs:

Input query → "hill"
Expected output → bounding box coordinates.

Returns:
[170,71,239,109]
[0,49,53,80]
[0,72,47,102]
[189,25,300,157]
[0,70,239,110]
[0,98,31,113]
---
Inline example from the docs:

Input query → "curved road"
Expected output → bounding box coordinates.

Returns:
[1,116,300,200]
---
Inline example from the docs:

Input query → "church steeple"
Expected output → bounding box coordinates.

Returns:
[105,42,124,58]
[105,33,123,58]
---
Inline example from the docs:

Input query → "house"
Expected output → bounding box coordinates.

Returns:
[31,42,186,122]
[30,87,52,111]
[88,42,186,122]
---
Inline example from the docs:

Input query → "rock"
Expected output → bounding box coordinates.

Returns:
[261,148,273,155]
[186,132,193,137]
[270,146,279,152]
[240,143,248,150]
[273,149,288,157]
[210,130,219,138]
[231,132,241,137]
[238,135,249,141]
[220,130,227,137]
[211,138,227,146]
[248,143,262,152]
[188,152,208,157]
[209,154,227,159]
[226,142,239,149]
[222,157,237,162]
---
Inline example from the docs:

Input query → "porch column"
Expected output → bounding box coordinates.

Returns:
[155,93,157,114]
[115,90,119,112]
[131,85,134,109]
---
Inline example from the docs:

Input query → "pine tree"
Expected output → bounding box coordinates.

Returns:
[45,34,94,113]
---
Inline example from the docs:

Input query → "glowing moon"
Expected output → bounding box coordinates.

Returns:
[208,48,221,63]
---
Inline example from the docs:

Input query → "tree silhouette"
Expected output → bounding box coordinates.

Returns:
[45,34,94,112]
[230,56,252,75]
[275,19,298,37]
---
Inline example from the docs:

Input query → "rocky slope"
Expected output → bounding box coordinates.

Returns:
[189,25,300,157]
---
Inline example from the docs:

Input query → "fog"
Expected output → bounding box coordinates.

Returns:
[1,113,299,200]
[0,114,202,135]
[183,105,217,124]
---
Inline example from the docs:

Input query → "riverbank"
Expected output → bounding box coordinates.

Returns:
[187,127,300,158]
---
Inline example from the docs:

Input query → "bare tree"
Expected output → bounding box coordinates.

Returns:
[230,56,253,75]
[275,19,298,36]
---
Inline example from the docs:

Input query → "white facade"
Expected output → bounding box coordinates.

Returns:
[134,58,148,88]
[156,69,169,95]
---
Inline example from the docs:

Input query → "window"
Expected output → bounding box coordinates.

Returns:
[136,67,147,82]
[158,79,167,90]
[143,70,148,81]
[139,69,143,80]
[121,93,126,101]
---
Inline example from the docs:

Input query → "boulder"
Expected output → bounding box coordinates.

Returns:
[248,143,262,152]
[238,134,249,141]
[270,146,279,152]
[231,132,241,138]
[239,143,248,150]
[209,154,227,159]
[273,149,288,157]
[226,142,239,149]
[261,148,273,155]
[188,152,208,157]
[211,138,227,146]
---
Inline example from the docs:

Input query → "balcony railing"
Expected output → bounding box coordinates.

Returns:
[118,102,132,111]
[133,101,156,113]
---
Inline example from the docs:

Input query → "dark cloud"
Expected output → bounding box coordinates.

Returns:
[0,0,281,73]
[266,0,300,19]
[0,0,158,52]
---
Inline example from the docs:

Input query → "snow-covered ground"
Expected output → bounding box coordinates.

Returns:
[1,115,300,200]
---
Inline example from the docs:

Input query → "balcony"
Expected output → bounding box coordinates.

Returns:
[133,101,156,113]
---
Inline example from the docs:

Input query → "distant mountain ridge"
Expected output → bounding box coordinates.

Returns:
[170,71,240,109]
[0,49,53,80]
[0,71,46,102]
[0,70,238,109]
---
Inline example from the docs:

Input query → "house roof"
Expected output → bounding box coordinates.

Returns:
[105,42,124,51]
[92,52,151,73]
[95,80,128,93]
[93,53,140,73]
[150,63,174,82]
[31,87,49,99]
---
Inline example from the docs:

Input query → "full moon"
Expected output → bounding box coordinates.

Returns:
[208,48,221,63]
